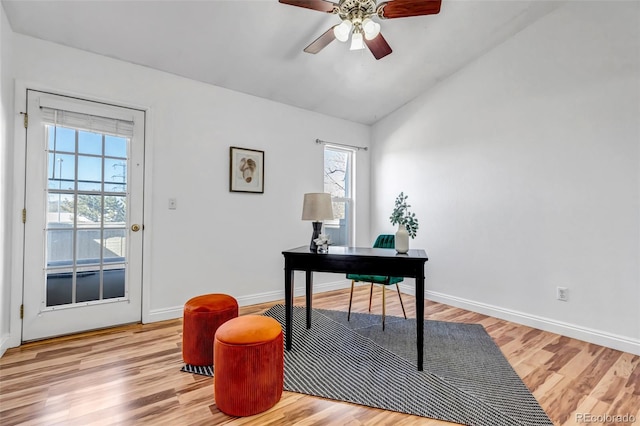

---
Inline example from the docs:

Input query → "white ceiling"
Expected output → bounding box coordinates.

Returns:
[2,0,561,125]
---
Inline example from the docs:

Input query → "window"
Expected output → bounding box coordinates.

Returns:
[323,145,355,246]
[43,108,132,306]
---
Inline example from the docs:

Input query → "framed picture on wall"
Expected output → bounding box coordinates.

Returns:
[229,147,264,193]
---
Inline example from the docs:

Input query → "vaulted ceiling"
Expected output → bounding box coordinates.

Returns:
[2,0,560,124]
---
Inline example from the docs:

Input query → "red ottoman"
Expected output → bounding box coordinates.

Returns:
[214,315,284,417]
[182,294,238,366]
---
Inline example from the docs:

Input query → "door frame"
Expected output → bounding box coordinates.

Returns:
[9,81,154,347]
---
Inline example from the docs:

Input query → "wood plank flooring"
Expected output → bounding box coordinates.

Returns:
[1,287,638,425]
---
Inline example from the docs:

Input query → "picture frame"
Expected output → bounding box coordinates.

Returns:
[229,146,264,193]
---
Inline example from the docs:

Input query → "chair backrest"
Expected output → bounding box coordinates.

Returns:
[373,234,395,249]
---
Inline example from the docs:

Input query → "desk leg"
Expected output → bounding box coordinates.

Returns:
[416,272,425,371]
[306,270,313,329]
[285,267,294,351]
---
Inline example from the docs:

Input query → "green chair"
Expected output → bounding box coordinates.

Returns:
[347,234,407,330]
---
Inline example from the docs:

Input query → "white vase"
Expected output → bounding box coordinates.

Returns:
[395,224,409,254]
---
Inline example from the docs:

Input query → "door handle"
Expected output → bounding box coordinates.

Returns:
[131,224,141,232]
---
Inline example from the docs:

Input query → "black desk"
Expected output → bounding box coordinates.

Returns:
[282,246,429,371]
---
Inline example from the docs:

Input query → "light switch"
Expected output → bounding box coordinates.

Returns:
[168,198,177,210]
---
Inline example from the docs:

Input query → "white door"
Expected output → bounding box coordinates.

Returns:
[22,90,145,341]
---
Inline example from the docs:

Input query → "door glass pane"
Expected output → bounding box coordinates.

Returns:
[77,155,102,191]
[78,131,102,155]
[76,194,103,226]
[103,266,125,299]
[76,229,102,264]
[104,196,126,225]
[44,122,130,308]
[105,135,127,158]
[48,152,75,191]
[76,268,101,303]
[47,193,74,227]
[46,269,73,306]
[46,230,73,265]
[103,229,126,259]
[104,158,127,192]
[48,126,75,153]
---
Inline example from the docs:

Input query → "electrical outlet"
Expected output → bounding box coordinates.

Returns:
[556,287,568,302]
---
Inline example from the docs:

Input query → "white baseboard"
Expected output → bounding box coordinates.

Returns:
[0,333,11,358]
[145,305,183,323]
[145,279,351,323]
[399,285,640,356]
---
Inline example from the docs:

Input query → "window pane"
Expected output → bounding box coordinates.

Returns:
[48,193,74,227]
[76,229,102,264]
[76,267,101,303]
[103,266,125,299]
[78,131,102,155]
[47,270,73,306]
[324,200,350,246]
[77,155,102,191]
[48,153,75,191]
[103,229,126,259]
[104,158,127,192]
[104,196,126,225]
[47,230,73,265]
[323,146,354,246]
[105,135,127,158]
[324,149,349,198]
[48,126,75,153]
[76,194,103,226]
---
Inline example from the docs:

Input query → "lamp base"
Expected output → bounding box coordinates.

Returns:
[309,221,322,252]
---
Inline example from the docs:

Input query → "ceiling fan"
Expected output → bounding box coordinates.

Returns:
[279,0,442,60]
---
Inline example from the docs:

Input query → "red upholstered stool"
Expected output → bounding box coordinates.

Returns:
[182,294,238,366]
[214,315,284,417]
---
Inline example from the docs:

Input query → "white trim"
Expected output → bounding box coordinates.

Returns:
[146,305,183,323]
[398,283,640,356]
[9,81,28,350]
[145,279,352,323]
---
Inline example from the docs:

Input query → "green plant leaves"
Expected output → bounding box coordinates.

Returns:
[389,192,419,239]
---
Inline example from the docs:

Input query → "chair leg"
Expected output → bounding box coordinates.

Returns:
[382,285,386,331]
[348,280,355,321]
[368,283,374,312]
[396,283,407,319]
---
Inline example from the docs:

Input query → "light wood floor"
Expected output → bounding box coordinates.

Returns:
[1,287,638,426]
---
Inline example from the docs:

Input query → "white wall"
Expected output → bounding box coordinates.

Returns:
[0,2,15,356]
[371,1,640,354]
[5,32,370,347]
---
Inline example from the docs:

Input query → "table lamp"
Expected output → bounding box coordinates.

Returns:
[301,193,334,251]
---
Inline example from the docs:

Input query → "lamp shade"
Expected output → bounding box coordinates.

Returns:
[362,18,381,40]
[334,20,352,43]
[349,31,365,51]
[301,193,334,221]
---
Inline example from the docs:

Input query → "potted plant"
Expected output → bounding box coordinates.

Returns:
[389,192,419,253]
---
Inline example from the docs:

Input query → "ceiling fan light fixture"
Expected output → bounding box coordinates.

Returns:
[349,31,365,51]
[362,18,381,40]
[334,20,353,42]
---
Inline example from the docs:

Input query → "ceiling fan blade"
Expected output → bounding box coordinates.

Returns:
[304,26,337,54]
[377,0,441,19]
[278,0,337,13]
[364,33,392,60]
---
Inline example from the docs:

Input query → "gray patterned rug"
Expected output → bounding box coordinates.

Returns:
[182,305,552,425]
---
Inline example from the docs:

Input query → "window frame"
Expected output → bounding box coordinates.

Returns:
[323,144,356,247]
